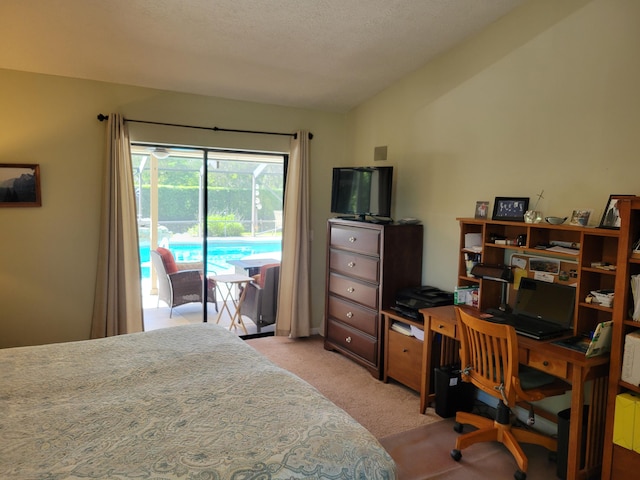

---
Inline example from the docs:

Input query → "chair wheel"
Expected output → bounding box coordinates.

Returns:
[453,422,464,433]
[514,470,526,480]
[450,449,462,461]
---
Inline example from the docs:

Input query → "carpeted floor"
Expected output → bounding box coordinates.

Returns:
[246,334,441,439]
[247,334,563,479]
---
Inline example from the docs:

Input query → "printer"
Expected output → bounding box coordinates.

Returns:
[392,286,454,320]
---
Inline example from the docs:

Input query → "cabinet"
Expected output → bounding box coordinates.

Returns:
[324,219,423,378]
[382,310,423,392]
[602,197,640,478]
[457,218,620,338]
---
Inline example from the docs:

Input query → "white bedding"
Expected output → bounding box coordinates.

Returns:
[0,324,396,479]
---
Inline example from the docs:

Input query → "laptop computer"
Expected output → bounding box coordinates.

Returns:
[552,321,613,357]
[488,277,576,340]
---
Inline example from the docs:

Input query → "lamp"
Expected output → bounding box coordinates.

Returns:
[470,263,514,312]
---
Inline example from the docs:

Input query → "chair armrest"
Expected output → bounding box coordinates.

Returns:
[168,270,203,300]
[242,282,262,319]
[176,261,204,271]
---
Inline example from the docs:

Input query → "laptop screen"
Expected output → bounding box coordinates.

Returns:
[513,278,576,328]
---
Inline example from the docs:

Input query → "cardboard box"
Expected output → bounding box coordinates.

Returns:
[454,286,478,308]
[613,393,639,450]
[621,330,640,386]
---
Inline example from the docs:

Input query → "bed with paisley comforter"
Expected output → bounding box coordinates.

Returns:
[1,324,395,479]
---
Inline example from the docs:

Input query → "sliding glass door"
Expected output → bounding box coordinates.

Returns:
[131,144,284,328]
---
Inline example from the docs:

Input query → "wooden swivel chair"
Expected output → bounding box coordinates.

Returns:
[451,307,570,480]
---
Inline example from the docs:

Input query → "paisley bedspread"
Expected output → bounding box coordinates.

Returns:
[0,324,396,479]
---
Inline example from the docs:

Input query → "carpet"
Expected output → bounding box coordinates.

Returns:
[380,419,560,479]
[245,334,442,439]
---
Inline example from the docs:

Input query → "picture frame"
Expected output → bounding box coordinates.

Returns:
[474,200,489,219]
[0,163,41,207]
[599,195,634,229]
[492,197,529,222]
[569,209,593,226]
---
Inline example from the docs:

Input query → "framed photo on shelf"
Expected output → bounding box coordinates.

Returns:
[0,163,41,207]
[599,195,634,229]
[492,197,529,222]
[474,201,489,219]
[569,209,593,226]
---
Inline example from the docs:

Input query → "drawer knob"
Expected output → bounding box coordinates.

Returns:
[349,236,356,243]
[347,261,356,268]
[347,287,355,293]
[346,311,353,318]
[438,324,445,329]
[346,336,352,343]
[403,348,408,353]
[543,361,549,367]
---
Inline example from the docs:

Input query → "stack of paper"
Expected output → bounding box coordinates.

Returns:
[632,275,640,321]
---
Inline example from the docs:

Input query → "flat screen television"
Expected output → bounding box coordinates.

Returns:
[330,166,393,222]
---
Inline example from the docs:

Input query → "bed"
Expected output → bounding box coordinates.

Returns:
[1,324,396,479]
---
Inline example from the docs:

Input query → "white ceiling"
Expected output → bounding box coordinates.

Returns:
[0,0,525,112]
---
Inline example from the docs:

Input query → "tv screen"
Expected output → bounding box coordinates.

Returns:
[331,166,393,220]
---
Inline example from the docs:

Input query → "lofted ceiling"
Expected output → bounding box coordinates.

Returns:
[0,0,525,112]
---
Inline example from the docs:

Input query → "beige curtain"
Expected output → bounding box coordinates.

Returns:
[275,131,311,337]
[90,114,144,338]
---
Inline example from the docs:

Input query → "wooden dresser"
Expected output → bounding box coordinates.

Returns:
[323,219,423,378]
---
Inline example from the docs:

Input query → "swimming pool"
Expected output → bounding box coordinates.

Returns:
[140,237,282,278]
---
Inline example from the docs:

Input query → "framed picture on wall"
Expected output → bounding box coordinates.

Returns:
[492,197,529,222]
[0,164,41,207]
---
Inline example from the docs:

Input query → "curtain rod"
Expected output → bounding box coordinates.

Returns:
[96,114,312,140]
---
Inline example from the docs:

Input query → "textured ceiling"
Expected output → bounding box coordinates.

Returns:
[0,0,525,112]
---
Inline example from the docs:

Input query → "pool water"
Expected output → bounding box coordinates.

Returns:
[140,237,282,278]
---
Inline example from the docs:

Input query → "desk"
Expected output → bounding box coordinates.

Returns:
[419,305,610,480]
[211,274,253,334]
[227,258,280,277]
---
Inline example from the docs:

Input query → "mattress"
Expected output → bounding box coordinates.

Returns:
[0,324,396,479]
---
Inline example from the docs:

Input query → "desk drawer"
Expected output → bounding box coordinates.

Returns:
[327,295,377,336]
[327,319,377,364]
[328,272,379,309]
[387,329,423,391]
[330,250,379,283]
[430,317,456,338]
[330,225,380,256]
[527,350,568,378]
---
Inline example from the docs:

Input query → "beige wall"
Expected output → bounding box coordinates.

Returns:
[0,70,344,347]
[3,0,640,348]
[346,0,640,292]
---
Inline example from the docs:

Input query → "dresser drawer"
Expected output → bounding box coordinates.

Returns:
[329,250,379,283]
[527,350,568,378]
[327,319,377,364]
[387,329,423,391]
[330,225,380,256]
[328,272,379,309]
[327,295,377,336]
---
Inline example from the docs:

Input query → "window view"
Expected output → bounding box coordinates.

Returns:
[130,144,284,327]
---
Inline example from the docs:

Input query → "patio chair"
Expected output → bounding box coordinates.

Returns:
[150,247,217,317]
[242,264,280,332]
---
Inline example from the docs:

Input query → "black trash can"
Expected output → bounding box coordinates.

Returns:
[557,406,588,479]
[434,365,476,418]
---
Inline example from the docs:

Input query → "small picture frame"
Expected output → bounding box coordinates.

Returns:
[599,195,634,229]
[569,209,592,226]
[0,163,41,207]
[474,201,489,219]
[492,197,529,222]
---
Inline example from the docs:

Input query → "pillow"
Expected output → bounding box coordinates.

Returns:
[156,247,178,274]
[256,263,280,288]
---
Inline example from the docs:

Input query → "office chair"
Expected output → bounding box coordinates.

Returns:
[451,307,570,480]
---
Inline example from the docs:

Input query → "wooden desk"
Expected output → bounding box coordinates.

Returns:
[419,305,610,480]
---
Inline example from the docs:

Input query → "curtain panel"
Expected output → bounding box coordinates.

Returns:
[275,131,311,337]
[91,114,143,338]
